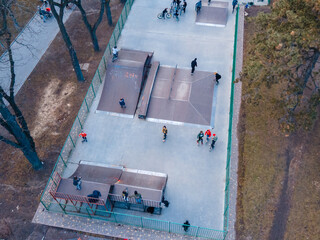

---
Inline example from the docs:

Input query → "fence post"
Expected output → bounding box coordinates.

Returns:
[91,84,96,97]
[113,33,116,46]
[120,14,124,28]
[196,226,200,237]
[86,208,92,218]
[113,212,118,223]
[40,200,50,211]
[69,134,75,147]
[169,222,171,233]
[59,154,67,167]
[124,3,127,17]
[84,99,90,112]
[103,56,107,69]
[77,115,83,129]
[97,70,102,83]
[140,216,143,228]
[108,44,111,55]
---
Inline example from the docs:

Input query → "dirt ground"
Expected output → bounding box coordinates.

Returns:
[0,0,124,239]
[236,5,320,240]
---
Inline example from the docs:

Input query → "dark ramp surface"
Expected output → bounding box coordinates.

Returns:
[147,67,214,126]
[97,49,152,116]
[196,1,229,27]
[118,170,167,191]
[70,163,123,185]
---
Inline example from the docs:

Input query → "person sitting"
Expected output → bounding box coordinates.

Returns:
[73,176,82,190]
[87,190,101,203]
[122,188,129,201]
[130,191,142,204]
[162,8,168,19]
[195,0,202,14]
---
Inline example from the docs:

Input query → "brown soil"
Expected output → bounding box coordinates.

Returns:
[236,5,320,240]
[0,0,123,239]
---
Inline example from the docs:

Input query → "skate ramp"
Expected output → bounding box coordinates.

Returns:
[196,1,229,27]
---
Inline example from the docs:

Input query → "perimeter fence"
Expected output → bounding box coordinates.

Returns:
[39,1,241,240]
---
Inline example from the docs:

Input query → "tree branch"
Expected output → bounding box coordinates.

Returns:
[0,135,21,148]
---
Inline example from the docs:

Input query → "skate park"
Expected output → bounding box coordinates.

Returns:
[34,0,238,239]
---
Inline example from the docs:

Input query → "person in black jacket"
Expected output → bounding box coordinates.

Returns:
[191,58,198,75]
[214,72,222,85]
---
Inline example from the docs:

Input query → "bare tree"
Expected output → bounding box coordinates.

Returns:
[48,0,85,82]
[72,0,105,51]
[0,0,42,170]
[105,0,112,26]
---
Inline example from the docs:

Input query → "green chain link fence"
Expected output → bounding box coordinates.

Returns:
[39,2,240,239]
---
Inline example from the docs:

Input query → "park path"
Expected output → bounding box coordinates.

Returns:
[0,4,74,97]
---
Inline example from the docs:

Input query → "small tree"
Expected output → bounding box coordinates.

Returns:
[0,0,42,170]
[48,0,85,82]
[241,0,320,131]
[72,0,106,51]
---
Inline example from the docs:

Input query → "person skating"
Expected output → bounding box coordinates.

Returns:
[162,126,168,142]
[214,72,222,85]
[79,131,88,143]
[209,134,218,151]
[197,131,204,146]
[119,98,126,108]
[191,58,197,75]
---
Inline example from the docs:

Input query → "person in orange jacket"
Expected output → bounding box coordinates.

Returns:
[79,131,88,143]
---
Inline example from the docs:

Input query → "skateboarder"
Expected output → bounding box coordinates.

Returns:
[191,58,197,75]
[214,72,222,85]
[162,126,168,142]
[119,98,126,108]
[79,131,88,143]
[197,131,204,146]
[209,134,218,151]
[205,129,212,143]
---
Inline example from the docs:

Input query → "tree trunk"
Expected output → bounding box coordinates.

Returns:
[0,99,42,170]
[49,0,85,82]
[105,0,112,26]
[74,0,105,51]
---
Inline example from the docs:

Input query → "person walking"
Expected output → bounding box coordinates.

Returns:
[162,126,168,142]
[197,131,204,146]
[119,98,126,108]
[214,72,222,85]
[191,58,197,75]
[195,0,202,14]
[79,131,88,143]
[112,46,119,62]
[205,129,212,143]
[232,0,238,13]
[209,134,218,151]
[183,220,190,232]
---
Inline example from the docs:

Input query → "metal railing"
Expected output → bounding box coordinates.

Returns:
[39,1,241,239]
[223,5,240,237]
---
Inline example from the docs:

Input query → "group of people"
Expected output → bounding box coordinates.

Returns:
[161,0,188,20]
[197,129,218,151]
[122,188,143,204]
[162,126,218,151]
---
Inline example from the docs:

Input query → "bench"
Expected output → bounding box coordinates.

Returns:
[137,61,160,119]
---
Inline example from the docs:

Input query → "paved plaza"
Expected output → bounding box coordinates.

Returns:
[34,0,238,238]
